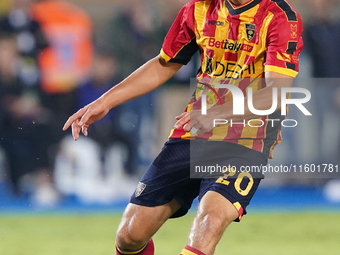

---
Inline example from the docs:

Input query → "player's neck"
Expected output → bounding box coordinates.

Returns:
[228,0,251,6]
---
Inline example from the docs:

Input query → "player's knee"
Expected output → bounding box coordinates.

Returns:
[116,227,148,250]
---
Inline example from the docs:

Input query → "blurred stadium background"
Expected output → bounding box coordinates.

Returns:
[0,0,340,254]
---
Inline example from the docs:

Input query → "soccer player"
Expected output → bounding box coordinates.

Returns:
[63,0,303,254]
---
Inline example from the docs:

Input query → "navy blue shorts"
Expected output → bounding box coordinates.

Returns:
[130,139,267,221]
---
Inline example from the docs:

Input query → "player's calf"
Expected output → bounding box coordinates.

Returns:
[181,191,239,255]
[116,200,181,254]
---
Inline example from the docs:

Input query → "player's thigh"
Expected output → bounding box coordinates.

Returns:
[130,139,201,218]
[116,199,180,247]
[197,143,267,221]
[198,190,238,224]
[191,190,238,238]
[198,172,263,223]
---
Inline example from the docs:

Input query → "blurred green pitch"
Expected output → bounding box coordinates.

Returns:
[0,212,339,255]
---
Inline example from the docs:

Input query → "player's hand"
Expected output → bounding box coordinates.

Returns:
[62,97,110,141]
[174,110,217,136]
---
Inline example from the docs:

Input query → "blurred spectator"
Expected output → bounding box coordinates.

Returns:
[305,0,340,78]
[54,51,137,203]
[305,0,340,199]
[0,0,59,205]
[0,0,48,88]
[154,0,199,84]
[107,0,159,81]
[0,0,94,205]
[0,37,57,204]
[76,50,136,165]
[30,0,94,145]
[107,0,198,84]
[105,0,159,174]
[0,1,11,16]
[304,0,340,163]
[31,0,93,93]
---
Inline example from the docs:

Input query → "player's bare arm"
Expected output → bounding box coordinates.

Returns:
[63,55,182,140]
[175,72,294,136]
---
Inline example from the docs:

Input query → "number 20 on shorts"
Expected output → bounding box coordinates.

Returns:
[216,167,254,196]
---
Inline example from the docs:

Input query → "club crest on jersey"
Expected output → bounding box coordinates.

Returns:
[245,24,256,42]
[290,24,298,39]
[135,182,147,197]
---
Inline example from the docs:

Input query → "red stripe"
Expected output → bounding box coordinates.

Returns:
[218,88,229,105]
[227,12,240,40]
[223,125,243,141]
[206,48,214,58]
[162,1,196,60]
[224,52,238,62]
[184,245,207,255]
[202,2,220,37]
[238,77,251,94]
[192,96,202,110]
[199,130,214,140]
[244,55,255,65]
[170,128,187,138]
[238,205,244,216]
[220,78,247,142]
[188,97,195,106]
[237,205,244,221]
[252,116,267,152]
[252,0,268,45]
[200,74,213,85]
[251,139,263,153]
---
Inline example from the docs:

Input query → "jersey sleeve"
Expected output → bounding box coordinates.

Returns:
[264,12,303,77]
[160,1,199,65]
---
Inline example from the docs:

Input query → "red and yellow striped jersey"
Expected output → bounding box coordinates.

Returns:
[160,0,303,158]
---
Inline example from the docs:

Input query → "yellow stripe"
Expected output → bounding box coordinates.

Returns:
[195,0,211,37]
[239,3,259,24]
[181,249,199,255]
[277,52,291,62]
[233,202,242,211]
[181,132,191,140]
[265,65,298,77]
[237,139,254,150]
[168,128,175,139]
[115,242,147,255]
[209,124,229,141]
[160,49,171,61]
[261,11,275,40]
[233,202,243,221]
[195,0,213,75]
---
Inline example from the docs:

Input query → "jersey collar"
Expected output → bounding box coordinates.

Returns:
[225,0,262,15]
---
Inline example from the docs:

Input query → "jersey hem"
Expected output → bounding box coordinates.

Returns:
[265,65,298,77]
[160,49,171,61]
